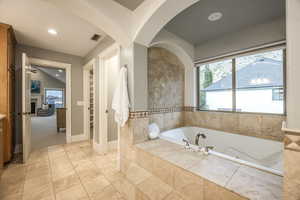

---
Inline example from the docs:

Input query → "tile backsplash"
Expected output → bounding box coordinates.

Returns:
[184,111,285,141]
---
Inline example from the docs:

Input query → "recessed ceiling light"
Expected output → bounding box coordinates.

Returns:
[55,74,60,77]
[58,69,63,73]
[208,12,223,22]
[48,28,57,35]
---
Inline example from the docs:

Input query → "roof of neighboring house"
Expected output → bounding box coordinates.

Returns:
[203,58,283,91]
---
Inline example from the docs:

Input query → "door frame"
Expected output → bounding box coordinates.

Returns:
[83,59,96,143]
[97,43,121,153]
[29,57,72,143]
[22,53,31,163]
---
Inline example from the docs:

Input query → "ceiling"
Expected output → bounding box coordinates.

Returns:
[33,65,66,83]
[113,0,144,11]
[165,0,285,45]
[0,0,106,57]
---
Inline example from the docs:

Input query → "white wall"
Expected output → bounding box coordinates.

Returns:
[206,89,284,114]
[120,43,148,111]
[195,18,285,61]
[286,0,300,129]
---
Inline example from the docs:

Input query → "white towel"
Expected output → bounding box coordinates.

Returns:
[112,67,130,127]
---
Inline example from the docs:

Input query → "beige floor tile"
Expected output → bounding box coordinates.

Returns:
[55,183,89,200]
[53,173,81,193]
[48,144,65,153]
[103,169,126,183]
[67,151,87,162]
[27,150,49,164]
[72,158,97,172]
[26,164,51,179]
[136,189,151,200]
[77,168,103,182]
[0,193,23,200]
[126,163,152,185]
[113,175,136,200]
[91,185,124,200]
[0,181,24,199]
[51,168,76,181]
[163,191,184,200]
[23,182,55,200]
[2,143,125,200]
[26,158,50,168]
[137,176,172,200]
[24,174,51,191]
[48,149,67,159]
[82,175,111,197]
[1,165,26,182]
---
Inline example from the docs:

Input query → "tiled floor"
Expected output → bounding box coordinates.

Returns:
[0,141,126,200]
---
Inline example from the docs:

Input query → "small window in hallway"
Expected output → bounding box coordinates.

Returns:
[45,88,65,108]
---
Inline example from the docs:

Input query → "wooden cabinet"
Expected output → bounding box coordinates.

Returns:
[0,23,16,163]
[56,108,66,132]
[0,116,4,175]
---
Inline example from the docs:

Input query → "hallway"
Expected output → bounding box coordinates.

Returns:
[31,115,66,150]
[0,141,125,200]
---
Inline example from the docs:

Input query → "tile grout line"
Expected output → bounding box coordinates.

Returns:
[224,165,241,188]
[19,162,27,200]
[47,148,57,200]
[64,144,92,200]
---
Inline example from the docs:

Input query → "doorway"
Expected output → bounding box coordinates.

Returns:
[30,65,66,150]
[83,59,96,143]
[97,44,120,154]
[22,54,72,162]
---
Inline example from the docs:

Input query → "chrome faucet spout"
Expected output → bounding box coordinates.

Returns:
[195,133,206,146]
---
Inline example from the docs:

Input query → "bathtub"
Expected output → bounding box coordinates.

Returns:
[160,126,283,176]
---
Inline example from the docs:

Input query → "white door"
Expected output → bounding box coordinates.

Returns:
[106,55,119,143]
[22,53,31,163]
[98,53,119,153]
[98,58,108,152]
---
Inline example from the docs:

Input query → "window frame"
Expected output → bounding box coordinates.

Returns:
[44,88,65,107]
[196,46,286,116]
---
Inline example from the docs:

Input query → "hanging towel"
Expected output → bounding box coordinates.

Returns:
[112,66,130,127]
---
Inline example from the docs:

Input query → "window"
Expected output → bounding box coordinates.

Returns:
[44,88,65,108]
[197,48,285,114]
[272,88,284,101]
[199,59,233,111]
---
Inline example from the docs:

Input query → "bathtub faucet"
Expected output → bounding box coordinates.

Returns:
[195,133,206,146]
[182,138,191,149]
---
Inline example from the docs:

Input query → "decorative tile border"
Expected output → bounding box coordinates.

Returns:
[129,106,195,119]
[284,134,300,152]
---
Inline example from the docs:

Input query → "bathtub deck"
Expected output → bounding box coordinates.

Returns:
[135,139,282,200]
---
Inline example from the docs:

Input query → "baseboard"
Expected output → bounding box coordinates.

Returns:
[71,134,88,142]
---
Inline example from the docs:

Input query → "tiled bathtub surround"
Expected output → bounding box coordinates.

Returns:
[184,111,285,141]
[119,118,283,200]
[284,131,300,200]
[136,139,283,200]
[148,47,185,109]
[130,109,285,141]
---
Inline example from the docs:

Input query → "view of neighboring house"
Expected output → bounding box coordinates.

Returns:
[202,58,284,113]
